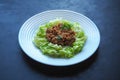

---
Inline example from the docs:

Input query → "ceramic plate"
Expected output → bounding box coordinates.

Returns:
[18,10,100,66]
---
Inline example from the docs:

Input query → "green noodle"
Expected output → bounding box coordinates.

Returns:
[33,19,87,58]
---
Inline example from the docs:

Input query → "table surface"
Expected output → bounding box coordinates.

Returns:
[0,0,120,80]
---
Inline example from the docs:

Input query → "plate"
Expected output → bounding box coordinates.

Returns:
[18,10,100,66]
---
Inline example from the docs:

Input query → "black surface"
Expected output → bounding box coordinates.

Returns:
[0,0,120,80]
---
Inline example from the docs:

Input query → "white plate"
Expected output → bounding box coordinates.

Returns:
[18,10,100,66]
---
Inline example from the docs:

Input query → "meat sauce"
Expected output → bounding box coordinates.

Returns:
[46,23,76,46]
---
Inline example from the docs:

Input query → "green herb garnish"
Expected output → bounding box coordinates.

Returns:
[57,35,62,40]
[61,23,73,30]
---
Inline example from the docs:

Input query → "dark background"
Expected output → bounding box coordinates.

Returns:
[0,0,120,80]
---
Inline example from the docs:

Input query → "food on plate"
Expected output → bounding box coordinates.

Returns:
[33,19,87,58]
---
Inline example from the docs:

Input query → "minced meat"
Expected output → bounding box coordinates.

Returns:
[46,23,76,46]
